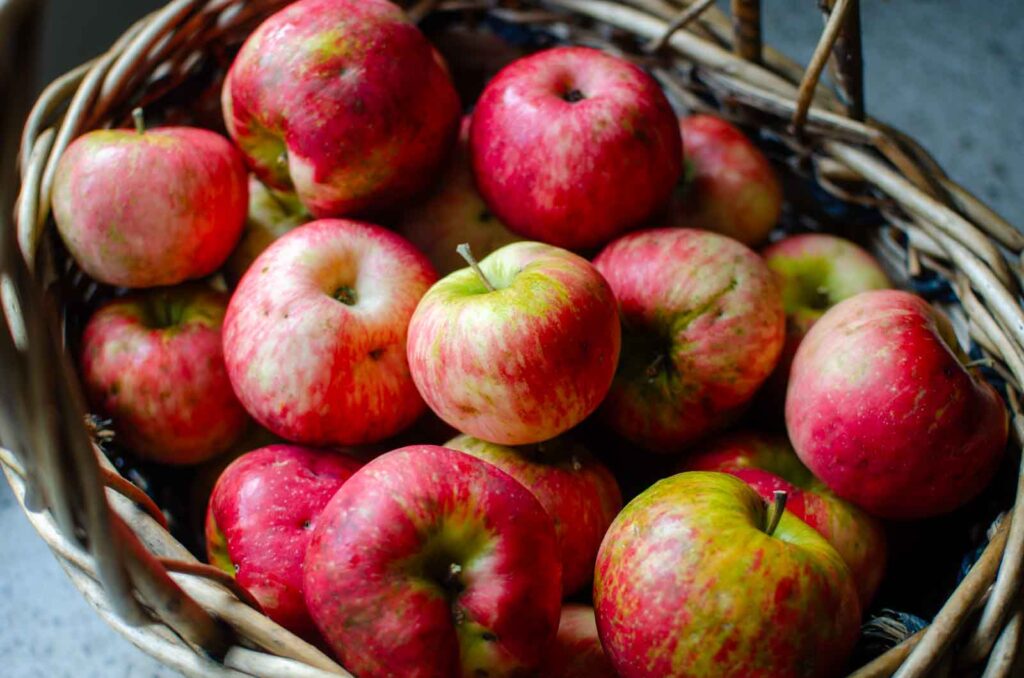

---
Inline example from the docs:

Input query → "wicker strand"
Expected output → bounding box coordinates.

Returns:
[645,0,715,52]
[792,0,853,135]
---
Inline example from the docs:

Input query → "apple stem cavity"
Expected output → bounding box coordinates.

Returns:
[764,490,788,537]
[132,107,146,135]
[456,243,496,292]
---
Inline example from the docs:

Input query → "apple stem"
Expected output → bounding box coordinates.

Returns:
[764,490,788,537]
[132,107,146,135]
[456,243,496,292]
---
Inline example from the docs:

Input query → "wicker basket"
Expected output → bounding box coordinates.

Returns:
[3,0,1024,676]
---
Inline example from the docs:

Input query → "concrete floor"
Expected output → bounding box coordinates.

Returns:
[2,1,1022,676]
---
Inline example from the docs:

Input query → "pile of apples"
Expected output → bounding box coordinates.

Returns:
[55,0,1010,676]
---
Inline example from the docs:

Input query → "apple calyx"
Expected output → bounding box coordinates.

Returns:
[456,242,496,292]
[132,107,146,135]
[333,285,358,306]
[763,489,788,537]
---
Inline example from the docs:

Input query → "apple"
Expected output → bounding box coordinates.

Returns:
[206,444,363,640]
[755,233,891,413]
[540,605,617,678]
[407,241,621,445]
[80,286,248,465]
[667,114,781,247]
[445,433,622,596]
[223,219,436,446]
[470,46,682,250]
[224,176,309,284]
[52,114,247,287]
[593,228,784,453]
[304,444,562,677]
[683,431,887,607]
[594,471,860,678]
[787,289,1008,519]
[222,0,460,218]
[396,115,520,276]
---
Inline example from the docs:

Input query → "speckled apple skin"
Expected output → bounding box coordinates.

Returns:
[205,444,362,640]
[396,116,520,276]
[223,219,436,446]
[81,287,247,465]
[407,241,621,445]
[594,472,860,678]
[594,228,785,453]
[786,290,1008,519]
[540,605,617,678]
[304,445,562,678]
[684,431,887,607]
[471,46,682,250]
[223,0,460,218]
[668,114,781,247]
[445,434,622,596]
[53,127,247,287]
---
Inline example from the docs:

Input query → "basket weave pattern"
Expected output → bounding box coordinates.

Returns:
[3,1,1024,676]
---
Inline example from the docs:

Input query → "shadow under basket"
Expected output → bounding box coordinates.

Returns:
[3,1,1024,677]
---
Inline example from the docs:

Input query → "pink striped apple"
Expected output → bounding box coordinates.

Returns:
[684,431,887,607]
[223,219,436,446]
[445,434,622,596]
[667,114,781,246]
[594,228,784,453]
[222,0,460,218]
[407,241,621,445]
[595,471,860,677]
[304,445,562,677]
[224,176,309,285]
[787,290,1008,518]
[471,46,682,250]
[206,444,363,640]
[53,117,247,288]
[540,605,617,678]
[81,286,247,465]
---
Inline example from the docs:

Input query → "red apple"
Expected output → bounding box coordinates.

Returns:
[594,228,784,453]
[540,605,617,678]
[445,433,622,596]
[595,471,860,678]
[223,219,436,446]
[396,115,520,276]
[787,290,1008,519]
[52,118,247,287]
[684,431,887,607]
[81,286,247,465]
[224,176,309,285]
[755,233,891,413]
[407,241,621,445]
[223,0,460,218]
[667,114,781,246]
[206,444,362,640]
[471,46,682,250]
[304,444,562,677]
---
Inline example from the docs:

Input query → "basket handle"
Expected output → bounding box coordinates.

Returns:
[729,0,865,133]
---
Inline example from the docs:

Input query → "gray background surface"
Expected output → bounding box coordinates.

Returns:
[2,1,1022,676]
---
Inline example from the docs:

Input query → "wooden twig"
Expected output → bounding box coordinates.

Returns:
[821,0,863,120]
[645,0,715,52]
[730,0,761,64]
[792,0,853,135]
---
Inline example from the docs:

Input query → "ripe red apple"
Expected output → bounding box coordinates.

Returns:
[445,434,622,596]
[53,117,247,287]
[683,432,886,607]
[396,115,520,276]
[304,445,562,677]
[787,290,1008,519]
[471,46,682,250]
[81,286,248,465]
[755,233,891,413]
[224,176,309,284]
[595,471,860,678]
[206,444,362,640]
[540,605,616,678]
[223,0,460,218]
[407,241,621,445]
[593,228,784,453]
[223,219,436,446]
[667,114,781,246]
